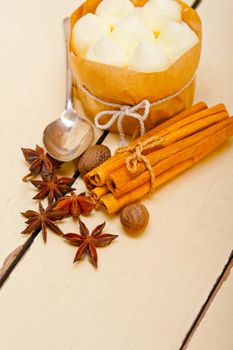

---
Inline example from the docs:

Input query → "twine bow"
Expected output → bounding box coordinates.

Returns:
[77,75,195,146]
[95,100,151,145]
[116,135,165,193]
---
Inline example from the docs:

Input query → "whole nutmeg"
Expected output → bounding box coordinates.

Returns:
[120,204,149,233]
[78,145,111,176]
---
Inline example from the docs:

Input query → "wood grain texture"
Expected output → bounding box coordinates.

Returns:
[187,258,233,350]
[0,1,232,350]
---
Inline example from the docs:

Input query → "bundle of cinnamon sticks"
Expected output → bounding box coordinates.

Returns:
[84,102,233,214]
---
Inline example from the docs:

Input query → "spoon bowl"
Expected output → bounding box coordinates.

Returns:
[43,106,94,162]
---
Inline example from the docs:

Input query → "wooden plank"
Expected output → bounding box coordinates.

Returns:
[0,1,233,350]
[0,0,85,268]
[181,252,233,349]
[187,257,233,350]
[1,132,233,350]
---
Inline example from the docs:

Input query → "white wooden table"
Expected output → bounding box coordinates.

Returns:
[0,1,232,349]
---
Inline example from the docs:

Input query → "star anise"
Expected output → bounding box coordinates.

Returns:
[30,170,75,204]
[21,202,67,242]
[21,145,54,181]
[46,153,63,170]
[64,219,118,267]
[55,192,95,218]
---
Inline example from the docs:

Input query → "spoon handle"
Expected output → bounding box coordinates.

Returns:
[63,18,73,110]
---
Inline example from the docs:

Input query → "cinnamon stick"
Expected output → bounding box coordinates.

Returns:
[108,121,233,197]
[101,160,195,214]
[90,186,109,201]
[107,116,231,191]
[162,111,228,146]
[100,121,233,213]
[130,102,208,143]
[84,103,219,187]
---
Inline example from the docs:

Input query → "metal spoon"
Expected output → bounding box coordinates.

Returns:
[43,18,94,162]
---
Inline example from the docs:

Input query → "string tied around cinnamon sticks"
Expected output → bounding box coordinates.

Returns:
[116,135,165,193]
[77,74,195,145]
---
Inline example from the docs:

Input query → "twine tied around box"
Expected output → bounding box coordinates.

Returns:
[77,74,195,145]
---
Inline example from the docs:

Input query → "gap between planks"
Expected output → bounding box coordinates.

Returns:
[179,250,233,350]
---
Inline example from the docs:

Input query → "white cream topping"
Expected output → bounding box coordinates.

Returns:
[129,41,171,72]
[96,0,135,28]
[157,21,199,61]
[86,36,128,67]
[112,14,156,52]
[140,0,182,34]
[72,13,111,57]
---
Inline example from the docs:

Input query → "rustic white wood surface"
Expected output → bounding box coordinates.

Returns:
[0,1,232,349]
[188,263,233,350]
